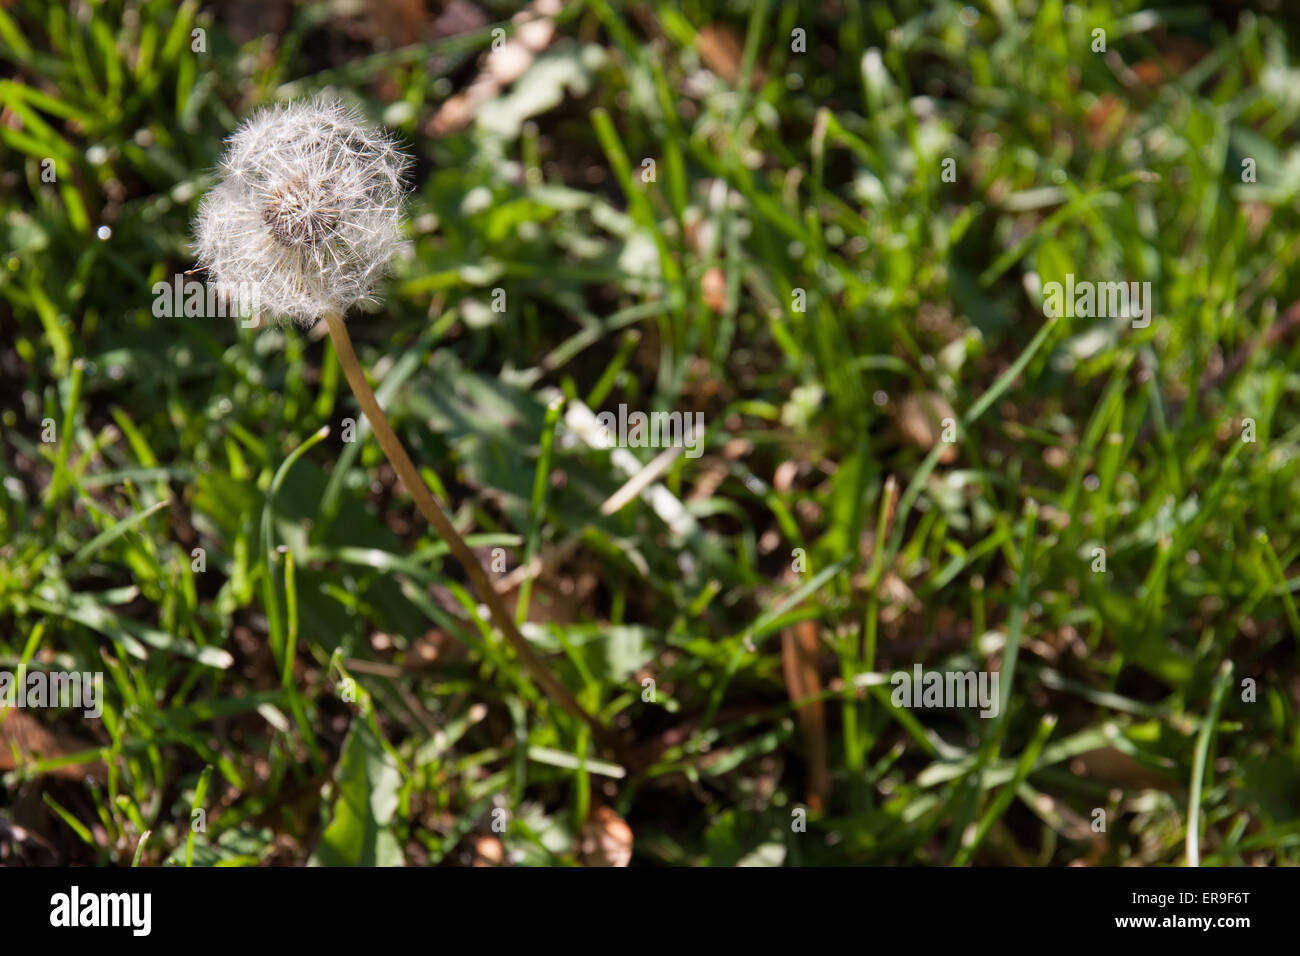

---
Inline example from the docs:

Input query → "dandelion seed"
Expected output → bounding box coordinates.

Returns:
[194,96,411,326]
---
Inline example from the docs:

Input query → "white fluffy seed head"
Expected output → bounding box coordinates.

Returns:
[194,97,412,326]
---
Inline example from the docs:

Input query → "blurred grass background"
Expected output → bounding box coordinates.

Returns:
[2,0,1299,866]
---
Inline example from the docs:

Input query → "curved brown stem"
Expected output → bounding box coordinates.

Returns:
[323,310,615,751]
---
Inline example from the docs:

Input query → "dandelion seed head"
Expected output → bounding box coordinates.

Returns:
[194,97,411,326]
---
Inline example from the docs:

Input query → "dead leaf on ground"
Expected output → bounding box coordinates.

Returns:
[428,0,562,136]
[0,709,105,781]
[696,24,764,88]
[580,804,633,866]
[1071,746,1180,792]
[1131,37,1210,87]
[1085,92,1128,150]
[780,569,829,812]
[701,266,727,313]
[894,392,958,463]
[471,833,505,866]
[329,0,428,48]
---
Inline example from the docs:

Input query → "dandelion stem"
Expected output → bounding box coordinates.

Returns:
[323,310,614,750]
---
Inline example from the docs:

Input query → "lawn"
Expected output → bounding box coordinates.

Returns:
[1,0,1298,867]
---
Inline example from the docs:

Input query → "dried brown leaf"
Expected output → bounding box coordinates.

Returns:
[895,392,958,463]
[0,709,105,781]
[580,804,633,867]
[780,609,829,812]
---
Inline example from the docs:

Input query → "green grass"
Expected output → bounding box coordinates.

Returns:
[2,0,1300,867]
